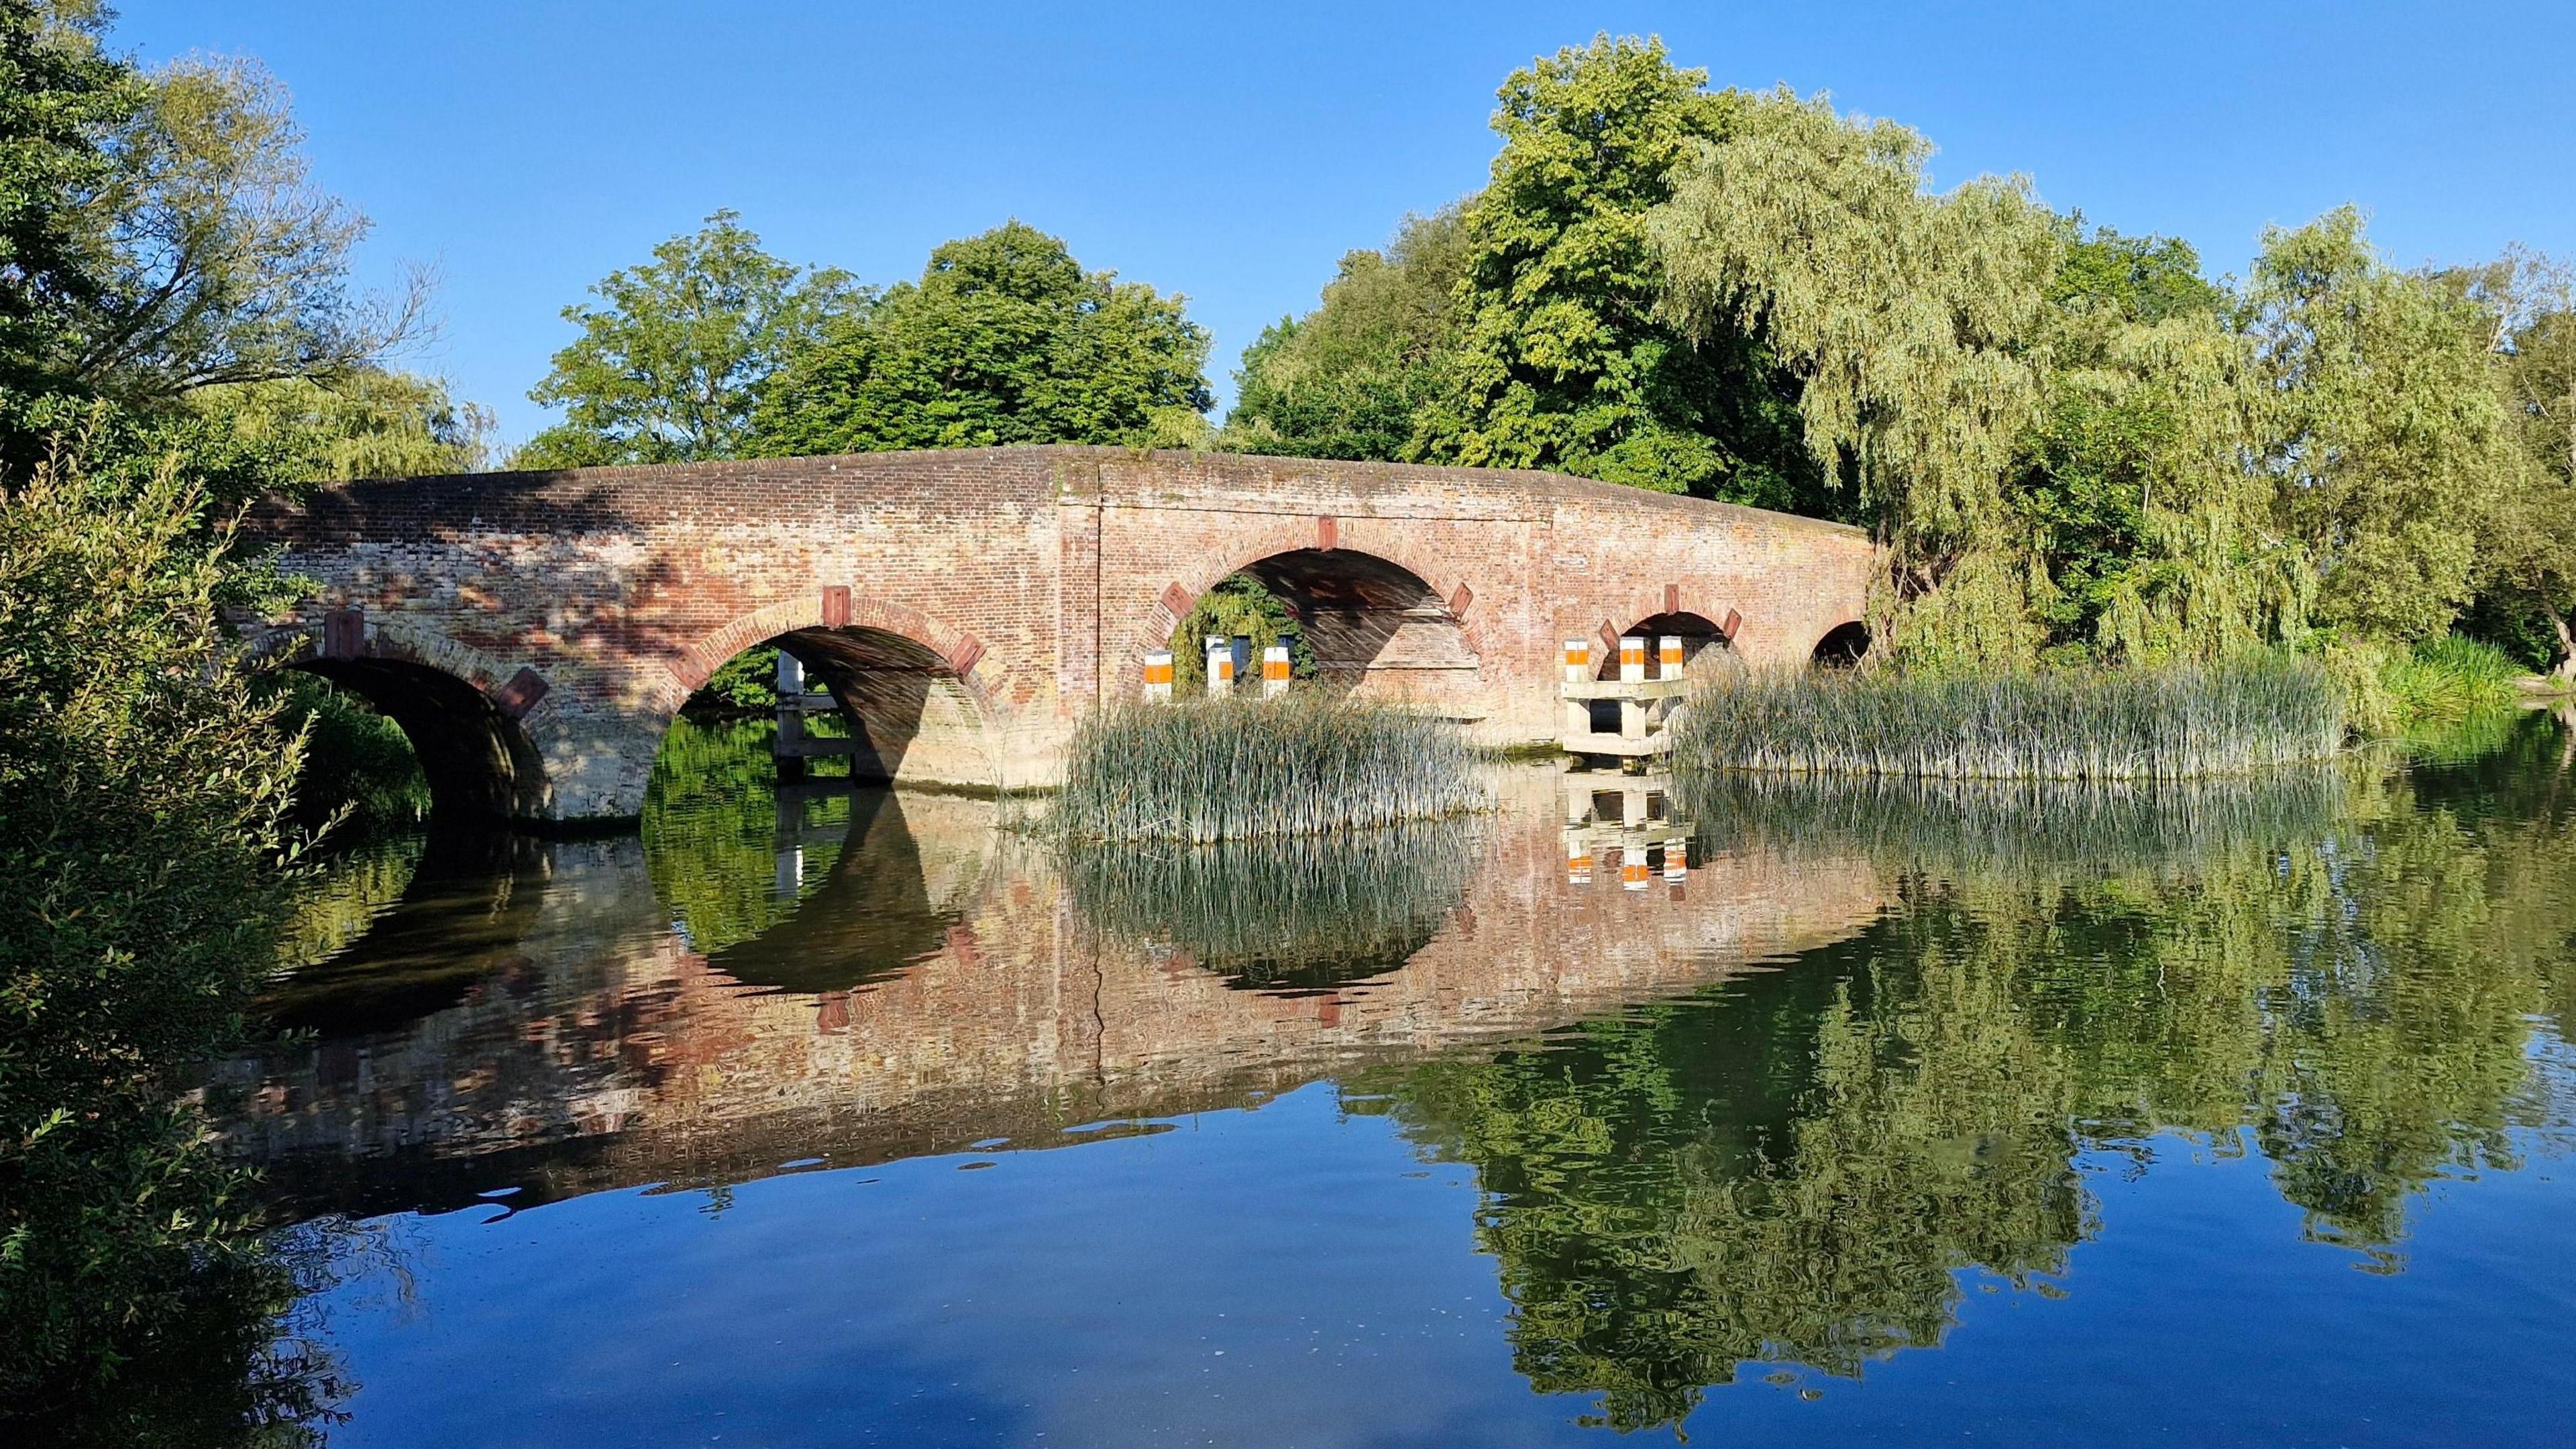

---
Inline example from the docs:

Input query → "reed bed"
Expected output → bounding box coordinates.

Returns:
[1056,692,1487,843]
[1672,655,2343,782]
[1065,820,1481,987]
[1671,767,2349,879]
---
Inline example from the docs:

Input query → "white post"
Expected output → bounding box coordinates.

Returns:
[1205,635,1233,697]
[1143,649,1174,703]
[775,649,804,696]
[1619,635,1646,683]
[1261,644,1291,698]
[1658,635,1685,681]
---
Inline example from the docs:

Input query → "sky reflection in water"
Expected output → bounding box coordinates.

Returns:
[212,714,2576,1446]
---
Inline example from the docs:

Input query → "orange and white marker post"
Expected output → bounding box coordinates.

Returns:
[1664,837,1689,882]
[1568,840,1593,885]
[1622,848,1650,892]
[1659,635,1685,680]
[1261,644,1291,697]
[1205,635,1233,696]
[1562,639,1591,684]
[1143,649,1175,703]
[1618,636,1648,740]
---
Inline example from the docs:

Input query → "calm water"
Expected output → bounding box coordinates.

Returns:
[199,716,2576,1446]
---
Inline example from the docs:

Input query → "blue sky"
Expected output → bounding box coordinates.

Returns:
[112,1,2576,451]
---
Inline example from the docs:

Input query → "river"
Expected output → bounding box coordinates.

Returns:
[179,714,2576,1445]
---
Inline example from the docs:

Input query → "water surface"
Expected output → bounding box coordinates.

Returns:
[201,715,2576,1445]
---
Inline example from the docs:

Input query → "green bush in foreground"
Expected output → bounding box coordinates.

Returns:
[1056,691,1485,843]
[1673,655,2343,781]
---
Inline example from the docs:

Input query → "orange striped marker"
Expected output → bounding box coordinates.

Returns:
[1205,635,1233,696]
[1664,838,1688,881]
[1562,639,1590,683]
[1143,649,1175,703]
[1658,635,1685,680]
[1622,849,1650,891]
[1261,643,1291,697]
[1619,635,1647,682]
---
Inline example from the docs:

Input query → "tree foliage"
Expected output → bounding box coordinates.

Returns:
[1225,207,1468,462]
[751,220,1210,456]
[517,210,859,468]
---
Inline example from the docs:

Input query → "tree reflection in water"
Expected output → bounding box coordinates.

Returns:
[1359,718,2576,1430]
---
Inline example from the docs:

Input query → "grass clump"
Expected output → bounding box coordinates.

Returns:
[1066,821,1480,989]
[2381,634,2524,725]
[1057,691,1485,843]
[1673,653,2343,781]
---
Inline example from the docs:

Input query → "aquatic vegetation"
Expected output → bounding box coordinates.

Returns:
[1056,692,1485,843]
[1674,767,2351,878]
[1672,654,2343,781]
[1065,819,1480,988]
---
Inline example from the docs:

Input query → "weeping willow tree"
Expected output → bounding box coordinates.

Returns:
[1647,87,2334,670]
[1647,88,2062,667]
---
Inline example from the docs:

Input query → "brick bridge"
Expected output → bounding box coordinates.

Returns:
[247,446,1873,825]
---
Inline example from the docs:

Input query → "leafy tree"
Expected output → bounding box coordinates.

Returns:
[2242,208,2514,644]
[2472,254,2576,679]
[2051,222,2224,325]
[0,1,139,392]
[1224,207,1468,462]
[1650,86,2064,663]
[45,49,427,401]
[751,220,1210,455]
[518,210,860,468]
[191,367,490,480]
[1407,36,1823,507]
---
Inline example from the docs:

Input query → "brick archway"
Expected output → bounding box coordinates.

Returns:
[246,619,556,821]
[663,591,1006,790]
[1125,519,1492,696]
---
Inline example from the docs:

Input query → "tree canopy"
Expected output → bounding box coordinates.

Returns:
[517,210,859,468]
[749,221,1210,456]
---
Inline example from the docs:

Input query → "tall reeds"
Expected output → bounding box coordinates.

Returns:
[1672,654,2343,781]
[1671,768,2350,878]
[1055,692,1485,843]
[1065,820,1480,987]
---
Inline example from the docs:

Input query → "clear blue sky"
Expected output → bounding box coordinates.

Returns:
[112,1,2576,451]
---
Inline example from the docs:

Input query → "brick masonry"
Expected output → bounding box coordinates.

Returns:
[244,446,1876,822]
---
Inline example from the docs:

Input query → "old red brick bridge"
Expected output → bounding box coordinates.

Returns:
[245,446,1873,826]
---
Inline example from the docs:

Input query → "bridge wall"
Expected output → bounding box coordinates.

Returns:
[248,447,1872,823]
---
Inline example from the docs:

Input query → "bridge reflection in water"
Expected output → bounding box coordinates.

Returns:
[207,755,1887,1218]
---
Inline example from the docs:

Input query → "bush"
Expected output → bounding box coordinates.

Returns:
[1672,653,2344,781]
[0,457,311,1413]
[1056,690,1484,842]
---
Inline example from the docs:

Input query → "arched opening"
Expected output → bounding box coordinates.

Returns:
[1597,610,1735,682]
[669,625,994,791]
[1174,549,1477,706]
[773,625,992,788]
[293,657,548,822]
[1812,621,1872,669]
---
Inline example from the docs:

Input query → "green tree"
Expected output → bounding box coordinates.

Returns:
[2473,254,2576,678]
[1224,207,1468,462]
[1650,86,2064,663]
[191,367,490,480]
[518,210,860,468]
[1408,36,1823,507]
[0,1,139,392]
[751,221,1210,455]
[2242,208,2514,644]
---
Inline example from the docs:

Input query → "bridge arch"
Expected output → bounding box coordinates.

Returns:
[248,621,553,822]
[1597,609,1739,682]
[1132,521,1486,710]
[668,594,1002,790]
[1811,619,1872,668]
